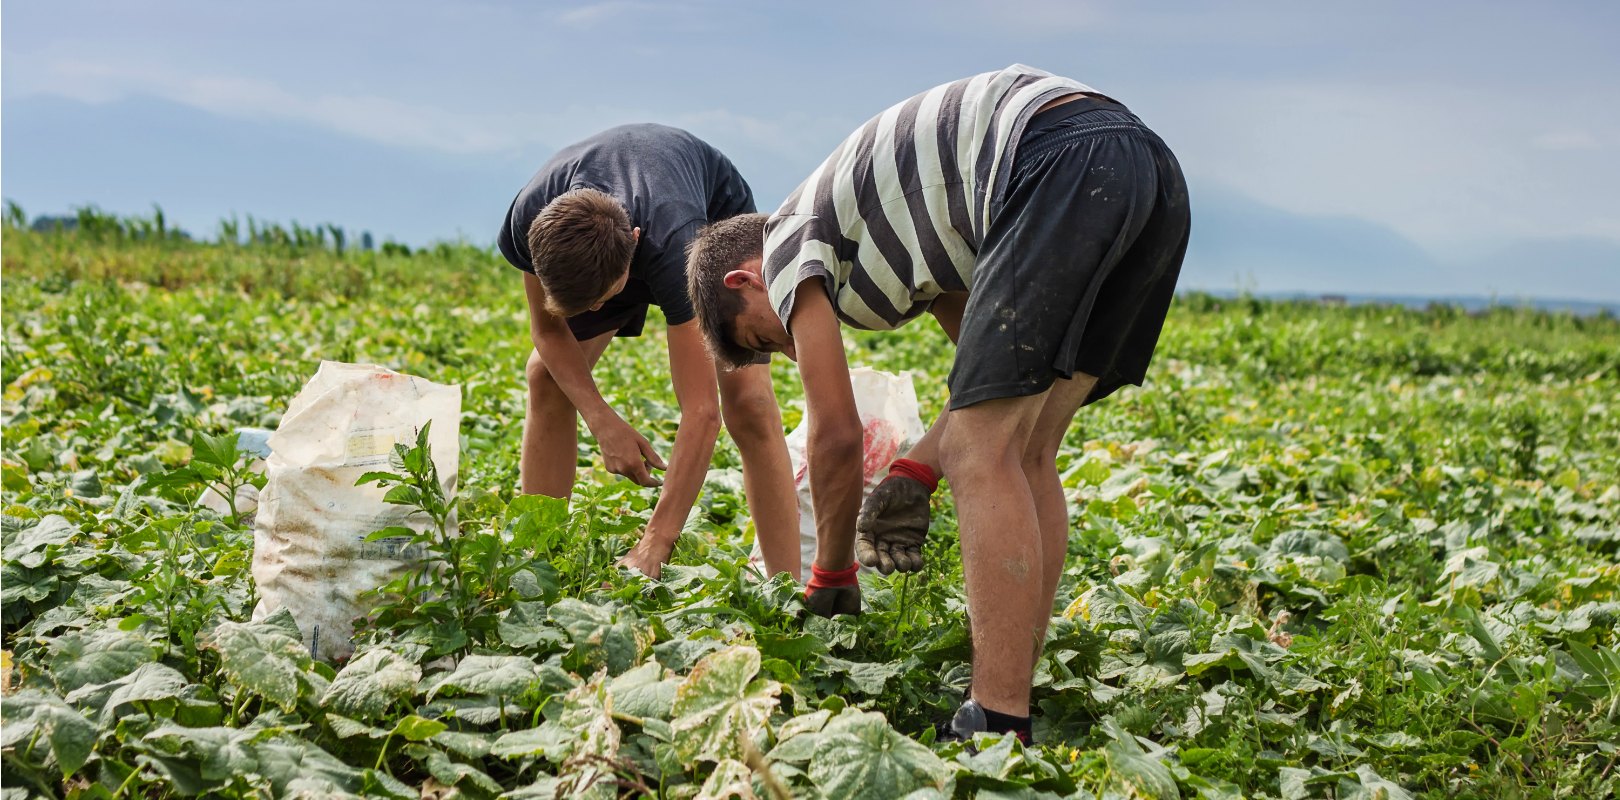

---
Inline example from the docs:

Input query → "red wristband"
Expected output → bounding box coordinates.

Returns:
[807,562,860,591]
[889,458,940,493]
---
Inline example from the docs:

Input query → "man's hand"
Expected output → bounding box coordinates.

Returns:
[803,562,862,618]
[591,416,667,487]
[618,530,677,579]
[855,459,938,574]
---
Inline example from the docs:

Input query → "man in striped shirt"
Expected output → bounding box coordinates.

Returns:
[688,65,1190,742]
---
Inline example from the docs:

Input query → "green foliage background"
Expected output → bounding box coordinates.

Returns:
[3,213,1619,799]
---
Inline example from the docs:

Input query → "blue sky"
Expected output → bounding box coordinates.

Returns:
[4,1,1617,300]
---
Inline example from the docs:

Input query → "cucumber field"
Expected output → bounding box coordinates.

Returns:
[3,211,1619,799]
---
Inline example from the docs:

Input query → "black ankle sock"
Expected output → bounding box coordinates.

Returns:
[982,707,1032,738]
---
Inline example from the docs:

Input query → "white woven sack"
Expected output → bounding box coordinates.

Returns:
[251,361,460,662]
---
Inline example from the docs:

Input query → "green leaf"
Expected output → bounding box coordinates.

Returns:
[818,656,906,695]
[550,598,650,675]
[490,724,574,759]
[1341,765,1415,800]
[428,654,541,699]
[190,431,241,470]
[807,710,953,799]
[391,714,447,742]
[608,661,679,721]
[326,713,390,739]
[696,758,755,800]
[0,690,98,778]
[143,724,261,783]
[670,645,780,764]
[321,647,421,720]
[498,600,558,648]
[1104,738,1179,800]
[402,743,503,794]
[202,614,317,712]
[88,661,190,724]
[48,626,157,693]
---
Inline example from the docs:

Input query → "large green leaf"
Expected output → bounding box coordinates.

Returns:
[549,598,650,675]
[670,645,780,764]
[402,743,503,795]
[696,758,755,800]
[608,660,679,721]
[498,600,559,649]
[48,626,158,693]
[142,725,260,785]
[0,690,98,778]
[202,613,318,712]
[807,710,953,799]
[427,654,541,699]
[88,661,191,724]
[818,656,907,695]
[321,647,421,720]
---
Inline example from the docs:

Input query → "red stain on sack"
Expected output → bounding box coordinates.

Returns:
[862,418,901,482]
[792,417,903,488]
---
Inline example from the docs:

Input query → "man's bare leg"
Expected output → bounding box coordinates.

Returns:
[1020,374,1099,649]
[719,364,801,580]
[520,330,617,496]
[939,391,1048,716]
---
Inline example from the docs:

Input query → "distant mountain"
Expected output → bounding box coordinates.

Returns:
[1179,183,1457,296]
[1461,237,1620,301]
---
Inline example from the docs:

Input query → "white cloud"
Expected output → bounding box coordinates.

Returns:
[10,56,820,165]
[555,1,665,27]
[1532,130,1602,151]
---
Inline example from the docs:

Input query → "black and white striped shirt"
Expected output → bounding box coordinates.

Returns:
[764,65,1096,331]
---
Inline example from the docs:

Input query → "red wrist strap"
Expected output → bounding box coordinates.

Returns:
[807,562,859,591]
[889,458,940,493]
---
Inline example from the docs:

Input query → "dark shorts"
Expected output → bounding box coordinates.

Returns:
[947,98,1190,410]
[565,278,657,340]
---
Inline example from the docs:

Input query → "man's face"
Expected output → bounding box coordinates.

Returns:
[727,258,797,361]
[588,268,632,312]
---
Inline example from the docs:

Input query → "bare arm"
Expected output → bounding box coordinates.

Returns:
[640,321,723,543]
[790,280,864,572]
[900,291,969,471]
[525,273,666,486]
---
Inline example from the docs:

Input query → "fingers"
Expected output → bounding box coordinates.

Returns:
[855,535,881,569]
[896,543,923,573]
[637,435,668,471]
[875,542,897,574]
[627,461,662,487]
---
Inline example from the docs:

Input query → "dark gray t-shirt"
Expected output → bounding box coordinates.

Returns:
[497,124,755,326]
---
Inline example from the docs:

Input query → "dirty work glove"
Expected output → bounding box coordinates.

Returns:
[803,563,862,618]
[855,458,939,574]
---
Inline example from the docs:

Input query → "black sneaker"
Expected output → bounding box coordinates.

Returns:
[803,584,861,618]
[936,699,1032,750]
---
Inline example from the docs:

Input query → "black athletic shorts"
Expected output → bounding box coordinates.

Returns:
[947,97,1190,409]
[565,278,658,340]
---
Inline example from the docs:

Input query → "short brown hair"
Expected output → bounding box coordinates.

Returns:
[527,188,634,317]
[687,213,766,370]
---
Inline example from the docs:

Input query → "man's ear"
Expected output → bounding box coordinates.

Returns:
[722,269,761,290]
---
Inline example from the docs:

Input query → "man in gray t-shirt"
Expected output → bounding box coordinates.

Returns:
[497,124,797,580]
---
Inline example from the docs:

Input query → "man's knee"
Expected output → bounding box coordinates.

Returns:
[526,352,572,411]
[722,388,781,444]
[1019,438,1062,477]
[941,416,1017,480]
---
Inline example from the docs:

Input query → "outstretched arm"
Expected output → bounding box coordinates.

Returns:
[789,281,863,572]
[525,273,666,486]
[619,321,722,576]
